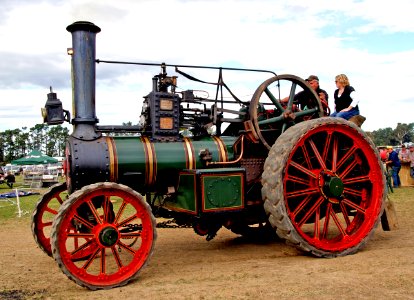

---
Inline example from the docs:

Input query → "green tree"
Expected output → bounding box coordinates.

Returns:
[30,124,49,152]
[393,123,413,145]
[370,127,394,146]
[15,128,30,157]
[47,125,69,156]
[2,129,21,161]
[0,131,4,162]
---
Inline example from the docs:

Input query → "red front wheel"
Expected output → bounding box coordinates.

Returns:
[51,182,157,289]
[262,117,385,257]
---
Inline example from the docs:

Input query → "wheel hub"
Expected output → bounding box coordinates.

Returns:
[99,226,119,247]
[319,171,344,203]
[325,176,344,198]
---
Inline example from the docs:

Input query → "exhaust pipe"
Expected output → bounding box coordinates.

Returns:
[66,21,101,140]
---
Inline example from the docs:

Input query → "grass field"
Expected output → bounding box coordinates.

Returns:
[0,175,58,221]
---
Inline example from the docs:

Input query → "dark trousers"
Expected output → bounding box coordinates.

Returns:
[391,166,401,187]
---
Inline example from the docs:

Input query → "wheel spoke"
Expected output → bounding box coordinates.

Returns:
[264,87,284,112]
[336,145,357,171]
[339,159,358,179]
[339,202,352,227]
[332,136,339,172]
[286,187,319,198]
[114,200,127,224]
[309,139,326,169]
[56,194,64,204]
[342,175,370,184]
[297,196,324,227]
[258,115,284,126]
[287,82,297,110]
[100,248,106,275]
[314,206,321,239]
[117,214,139,228]
[103,196,111,223]
[67,232,95,239]
[291,195,313,218]
[73,213,95,230]
[286,174,311,185]
[342,198,366,213]
[70,238,95,256]
[294,107,319,118]
[281,122,287,133]
[44,206,58,215]
[117,240,137,255]
[110,246,123,269]
[301,144,312,169]
[82,246,101,270]
[290,161,318,179]
[321,203,332,239]
[39,220,53,229]
[329,207,347,237]
[322,132,332,162]
[343,187,362,197]
[87,200,103,225]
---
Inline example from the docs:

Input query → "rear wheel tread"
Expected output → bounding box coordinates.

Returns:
[262,117,385,257]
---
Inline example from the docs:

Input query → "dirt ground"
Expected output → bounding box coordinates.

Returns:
[1,188,414,300]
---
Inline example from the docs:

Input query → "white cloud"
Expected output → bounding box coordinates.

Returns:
[0,0,413,133]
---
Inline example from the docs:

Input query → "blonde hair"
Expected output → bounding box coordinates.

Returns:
[335,74,350,86]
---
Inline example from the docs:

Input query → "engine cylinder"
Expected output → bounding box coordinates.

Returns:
[65,135,237,193]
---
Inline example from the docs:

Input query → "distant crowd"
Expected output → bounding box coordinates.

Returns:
[380,145,414,188]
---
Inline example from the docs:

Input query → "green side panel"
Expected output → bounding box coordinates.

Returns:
[111,136,238,193]
[113,137,146,170]
[152,142,187,171]
[202,173,243,211]
[165,173,197,213]
[112,137,147,190]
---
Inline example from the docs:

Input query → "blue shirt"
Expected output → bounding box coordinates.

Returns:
[388,150,401,167]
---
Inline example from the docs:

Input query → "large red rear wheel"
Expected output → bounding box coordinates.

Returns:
[32,182,67,256]
[51,182,156,289]
[262,117,385,257]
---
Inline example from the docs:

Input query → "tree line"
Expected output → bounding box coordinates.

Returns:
[366,123,413,146]
[0,124,69,164]
[0,122,412,165]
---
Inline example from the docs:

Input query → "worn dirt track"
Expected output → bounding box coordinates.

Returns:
[1,188,414,300]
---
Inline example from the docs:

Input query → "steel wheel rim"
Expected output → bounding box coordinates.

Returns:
[249,74,323,149]
[53,185,155,288]
[283,122,383,252]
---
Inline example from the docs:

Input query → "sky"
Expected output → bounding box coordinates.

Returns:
[0,0,413,133]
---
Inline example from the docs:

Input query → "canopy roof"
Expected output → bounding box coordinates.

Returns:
[11,150,58,165]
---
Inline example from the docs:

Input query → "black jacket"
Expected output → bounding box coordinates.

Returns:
[334,85,357,112]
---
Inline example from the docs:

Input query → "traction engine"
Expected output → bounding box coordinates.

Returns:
[32,21,386,290]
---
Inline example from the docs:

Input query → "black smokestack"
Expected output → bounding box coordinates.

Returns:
[66,21,101,140]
